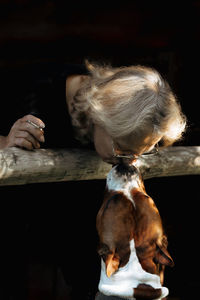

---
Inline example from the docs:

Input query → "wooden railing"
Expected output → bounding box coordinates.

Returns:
[0,146,200,185]
[0,146,200,186]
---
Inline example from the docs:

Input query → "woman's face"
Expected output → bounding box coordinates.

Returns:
[93,125,162,164]
[93,125,118,164]
[114,133,162,157]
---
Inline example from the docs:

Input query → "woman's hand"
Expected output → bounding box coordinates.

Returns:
[2,115,45,150]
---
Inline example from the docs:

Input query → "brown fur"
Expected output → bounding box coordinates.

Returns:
[96,167,174,282]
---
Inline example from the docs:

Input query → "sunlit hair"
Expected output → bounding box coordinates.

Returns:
[70,60,186,148]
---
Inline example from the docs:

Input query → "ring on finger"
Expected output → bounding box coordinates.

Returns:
[26,120,43,131]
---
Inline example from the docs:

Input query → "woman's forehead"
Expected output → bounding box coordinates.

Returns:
[115,130,162,150]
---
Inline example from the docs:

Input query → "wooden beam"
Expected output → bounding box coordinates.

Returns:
[134,146,200,179]
[0,146,200,186]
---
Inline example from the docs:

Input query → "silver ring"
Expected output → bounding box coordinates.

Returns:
[26,120,43,131]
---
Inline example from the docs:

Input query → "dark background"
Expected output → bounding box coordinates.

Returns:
[0,1,199,300]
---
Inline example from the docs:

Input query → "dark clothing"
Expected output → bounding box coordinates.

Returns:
[0,62,90,148]
[0,63,102,300]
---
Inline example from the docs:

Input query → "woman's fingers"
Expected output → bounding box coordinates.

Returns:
[21,114,45,130]
[18,115,45,143]
[14,137,35,150]
[15,130,41,149]
[6,115,45,150]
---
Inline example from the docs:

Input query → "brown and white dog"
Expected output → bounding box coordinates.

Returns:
[96,162,174,300]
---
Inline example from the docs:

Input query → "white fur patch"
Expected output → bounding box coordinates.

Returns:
[106,166,139,207]
[98,239,169,300]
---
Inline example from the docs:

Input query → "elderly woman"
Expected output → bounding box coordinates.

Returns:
[0,61,186,164]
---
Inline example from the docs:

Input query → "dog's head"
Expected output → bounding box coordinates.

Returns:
[96,163,174,299]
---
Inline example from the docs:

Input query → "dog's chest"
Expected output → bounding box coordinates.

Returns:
[106,166,139,207]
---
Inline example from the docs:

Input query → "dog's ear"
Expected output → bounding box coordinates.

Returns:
[155,243,174,267]
[106,253,120,277]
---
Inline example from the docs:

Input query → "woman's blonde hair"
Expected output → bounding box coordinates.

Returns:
[70,60,186,147]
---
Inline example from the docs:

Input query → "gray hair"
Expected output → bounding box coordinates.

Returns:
[71,61,186,147]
